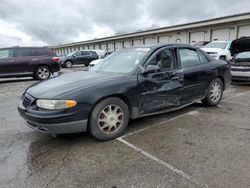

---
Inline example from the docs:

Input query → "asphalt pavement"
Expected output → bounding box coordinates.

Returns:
[0,66,250,188]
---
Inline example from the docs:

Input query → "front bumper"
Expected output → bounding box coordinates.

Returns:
[18,94,88,134]
[231,66,250,81]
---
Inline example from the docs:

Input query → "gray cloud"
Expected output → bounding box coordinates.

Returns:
[0,0,249,46]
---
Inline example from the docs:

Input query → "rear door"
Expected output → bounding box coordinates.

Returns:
[0,49,14,75]
[13,48,34,74]
[138,47,184,115]
[178,48,214,103]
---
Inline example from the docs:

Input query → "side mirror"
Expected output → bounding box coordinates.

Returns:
[144,65,161,74]
[72,54,76,58]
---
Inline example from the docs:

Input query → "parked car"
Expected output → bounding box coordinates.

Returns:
[0,47,60,80]
[89,59,103,68]
[61,50,99,68]
[230,37,250,81]
[18,44,231,141]
[202,41,232,61]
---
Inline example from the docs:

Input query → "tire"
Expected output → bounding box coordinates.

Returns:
[35,66,51,80]
[89,97,129,141]
[202,78,223,106]
[65,60,73,68]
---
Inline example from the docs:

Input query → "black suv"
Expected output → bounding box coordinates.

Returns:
[61,50,99,68]
[0,47,60,80]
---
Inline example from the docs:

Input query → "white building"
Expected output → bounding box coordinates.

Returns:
[51,12,250,55]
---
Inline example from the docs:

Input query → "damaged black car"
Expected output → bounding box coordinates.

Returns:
[18,44,231,141]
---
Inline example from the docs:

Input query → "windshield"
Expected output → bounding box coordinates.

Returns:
[204,42,229,49]
[91,48,150,74]
[235,51,250,59]
[67,52,75,56]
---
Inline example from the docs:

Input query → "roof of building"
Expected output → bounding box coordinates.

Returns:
[51,12,250,48]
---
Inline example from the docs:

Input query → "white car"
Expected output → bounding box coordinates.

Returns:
[202,41,232,61]
[89,59,103,67]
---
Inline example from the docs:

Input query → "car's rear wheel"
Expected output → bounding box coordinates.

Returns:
[89,97,129,141]
[65,61,73,68]
[35,66,51,80]
[202,78,223,106]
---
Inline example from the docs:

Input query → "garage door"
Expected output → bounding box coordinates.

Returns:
[124,41,132,48]
[159,36,170,43]
[133,39,143,46]
[95,44,100,50]
[190,32,205,44]
[144,37,156,44]
[101,44,107,51]
[238,25,250,38]
[115,42,122,51]
[89,45,95,50]
[212,28,230,41]
[107,43,114,52]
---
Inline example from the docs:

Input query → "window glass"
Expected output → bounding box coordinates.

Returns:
[148,48,174,69]
[203,42,229,49]
[15,48,32,57]
[82,51,90,56]
[198,51,209,64]
[32,48,47,56]
[74,51,82,56]
[0,49,10,59]
[179,49,200,67]
[235,52,250,59]
[92,48,149,74]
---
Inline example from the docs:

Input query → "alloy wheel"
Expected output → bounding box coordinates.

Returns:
[38,67,50,79]
[98,104,124,134]
[209,82,222,103]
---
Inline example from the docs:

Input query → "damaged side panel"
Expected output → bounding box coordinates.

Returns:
[137,69,184,115]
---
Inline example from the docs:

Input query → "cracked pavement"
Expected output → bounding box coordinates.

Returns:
[0,67,250,188]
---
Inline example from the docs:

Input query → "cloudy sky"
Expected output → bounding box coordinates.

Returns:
[0,0,250,47]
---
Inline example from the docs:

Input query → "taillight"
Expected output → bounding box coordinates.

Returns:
[52,57,59,62]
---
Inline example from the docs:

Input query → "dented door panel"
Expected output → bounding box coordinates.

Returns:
[138,69,184,114]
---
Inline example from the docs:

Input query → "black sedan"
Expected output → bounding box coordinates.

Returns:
[18,44,231,141]
[61,50,98,68]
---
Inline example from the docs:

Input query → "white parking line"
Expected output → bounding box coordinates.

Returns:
[120,110,197,139]
[121,90,250,139]
[116,91,249,187]
[117,137,208,188]
[222,90,250,102]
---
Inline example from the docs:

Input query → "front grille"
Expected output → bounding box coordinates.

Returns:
[23,97,31,108]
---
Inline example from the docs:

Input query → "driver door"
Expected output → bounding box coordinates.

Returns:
[137,47,184,115]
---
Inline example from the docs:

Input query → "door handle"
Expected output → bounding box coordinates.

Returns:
[8,60,15,63]
[32,58,38,61]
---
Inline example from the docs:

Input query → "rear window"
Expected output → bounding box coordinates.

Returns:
[15,48,32,57]
[32,48,48,56]
[179,48,200,67]
[82,51,91,56]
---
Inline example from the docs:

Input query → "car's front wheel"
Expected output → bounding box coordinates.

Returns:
[202,78,223,106]
[35,66,51,80]
[89,97,129,141]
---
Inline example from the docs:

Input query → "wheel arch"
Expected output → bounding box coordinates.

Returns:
[216,76,225,90]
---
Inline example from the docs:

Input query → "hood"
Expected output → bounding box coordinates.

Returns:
[230,37,250,56]
[27,71,125,99]
[202,48,224,53]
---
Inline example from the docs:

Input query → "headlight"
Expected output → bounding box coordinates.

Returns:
[36,99,77,110]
